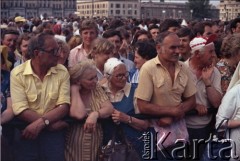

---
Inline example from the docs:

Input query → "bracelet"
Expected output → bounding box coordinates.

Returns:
[127,116,132,124]
[206,84,212,88]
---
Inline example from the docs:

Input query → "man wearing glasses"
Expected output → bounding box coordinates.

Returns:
[10,32,70,161]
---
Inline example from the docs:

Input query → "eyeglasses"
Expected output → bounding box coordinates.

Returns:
[39,47,60,56]
[111,72,129,80]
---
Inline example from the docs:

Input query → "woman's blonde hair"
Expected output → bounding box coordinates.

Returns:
[221,33,240,58]
[69,59,96,84]
[67,35,82,50]
[88,38,114,59]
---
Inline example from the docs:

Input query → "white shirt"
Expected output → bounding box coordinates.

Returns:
[216,84,240,160]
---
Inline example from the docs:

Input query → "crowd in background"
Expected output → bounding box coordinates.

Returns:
[1,15,240,161]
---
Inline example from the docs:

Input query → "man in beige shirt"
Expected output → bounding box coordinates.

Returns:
[135,31,196,160]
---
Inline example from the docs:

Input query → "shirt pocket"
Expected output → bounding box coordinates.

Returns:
[26,93,39,110]
[27,94,37,102]
[153,76,166,95]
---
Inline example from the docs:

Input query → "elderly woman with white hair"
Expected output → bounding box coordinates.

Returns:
[65,60,113,161]
[101,57,151,158]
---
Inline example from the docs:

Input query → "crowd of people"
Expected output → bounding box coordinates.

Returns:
[1,15,240,161]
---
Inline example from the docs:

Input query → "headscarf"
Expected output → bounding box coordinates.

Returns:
[104,57,124,75]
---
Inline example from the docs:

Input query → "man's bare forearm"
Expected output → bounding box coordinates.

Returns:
[137,98,183,117]
[18,104,69,124]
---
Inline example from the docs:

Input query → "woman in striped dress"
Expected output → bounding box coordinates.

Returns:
[65,60,113,161]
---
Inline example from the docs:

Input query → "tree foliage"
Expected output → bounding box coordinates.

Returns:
[187,0,212,20]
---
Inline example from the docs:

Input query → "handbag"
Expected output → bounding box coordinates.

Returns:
[200,118,231,161]
[99,126,141,161]
[153,118,189,150]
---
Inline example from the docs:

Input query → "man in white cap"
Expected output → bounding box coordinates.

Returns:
[14,16,26,34]
[185,35,222,159]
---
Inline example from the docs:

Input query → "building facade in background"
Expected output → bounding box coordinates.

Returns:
[76,0,140,19]
[1,0,220,20]
[140,1,188,20]
[219,0,240,21]
[1,0,76,18]
[76,0,219,20]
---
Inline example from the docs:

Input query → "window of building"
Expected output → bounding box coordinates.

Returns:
[116,4,120,8]
[123,10,125,14]
[134,10,137,15]
[111,10,113,14]
[123,4,125,8]
[135,4,137,8]
[116,10,120,14]
[111,4,113,8]
[128,4,132,9]
[128,10,132,15]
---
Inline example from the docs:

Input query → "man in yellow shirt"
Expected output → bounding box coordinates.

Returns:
[10,32,70,161]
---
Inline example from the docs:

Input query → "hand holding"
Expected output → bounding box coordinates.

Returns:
[84,111,98,133]
[157,117,173,126]
[22,118,45,140]
[111,109,128,124]
[195,104,208,116]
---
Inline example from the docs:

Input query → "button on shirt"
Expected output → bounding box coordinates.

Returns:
[10,60,70,115]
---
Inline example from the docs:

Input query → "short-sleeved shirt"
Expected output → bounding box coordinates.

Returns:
[10,60,70,115]
[135,56,196,107]
[68,44,88,68]
[185,59,222,128]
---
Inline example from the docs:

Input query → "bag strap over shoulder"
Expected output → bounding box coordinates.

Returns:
[216,118,230,139]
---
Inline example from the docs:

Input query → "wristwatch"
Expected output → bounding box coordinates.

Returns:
[41,117,50,126]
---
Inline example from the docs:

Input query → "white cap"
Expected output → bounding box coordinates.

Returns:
[190,35,216,52]
[104,58,124,75]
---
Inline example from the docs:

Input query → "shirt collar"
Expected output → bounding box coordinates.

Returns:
[75,43,84,50]
[102,81,131,97]
[23,60,58,76]
[153,56,182,69]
